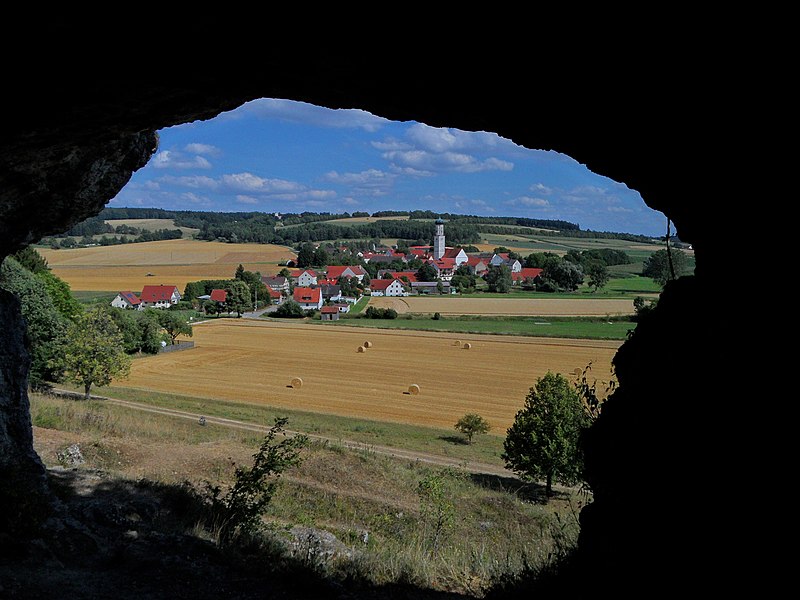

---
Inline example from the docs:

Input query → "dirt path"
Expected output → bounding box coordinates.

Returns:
[52,389,516,479]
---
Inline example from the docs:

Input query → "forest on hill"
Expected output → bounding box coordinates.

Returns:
[46,207,659,247]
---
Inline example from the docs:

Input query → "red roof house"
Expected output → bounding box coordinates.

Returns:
[292,286,323,309]
[209,289,227,303]
[512,268,543,284]
[111,291,141,310]
[140,285,181,308]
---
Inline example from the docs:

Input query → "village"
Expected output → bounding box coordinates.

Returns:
[109,219,544,320]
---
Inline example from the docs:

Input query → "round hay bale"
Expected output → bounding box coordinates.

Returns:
[408,384,421,395]
[462,342,472,350]
[357,345,366,353]
[573,367,582,376]
[453,340,461,346]
[290,377,303,389]
[364,341,373,348]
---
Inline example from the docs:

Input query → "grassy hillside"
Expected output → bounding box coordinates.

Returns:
[30,390,583,596]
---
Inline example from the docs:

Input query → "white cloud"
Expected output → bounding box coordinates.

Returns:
[529,183,553,195]
[406,123,509,153]
[180,192,212,207]
[226,98,389,132]
[236,195,260,205]
[159,175,220,190]
[342,198,359,205]
[383,149,511,174]
[323,169,395,197]
[506,196,550,207]
[151,150,212,170]
[184,143,221,156]
[454,199,496,212]
[220,173,303,194]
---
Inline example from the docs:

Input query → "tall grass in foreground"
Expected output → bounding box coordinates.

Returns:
[30,392,583,596]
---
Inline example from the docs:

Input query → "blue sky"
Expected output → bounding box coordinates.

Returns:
[111,98,665,237]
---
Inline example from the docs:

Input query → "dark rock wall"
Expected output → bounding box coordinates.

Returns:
[1,19,731,593]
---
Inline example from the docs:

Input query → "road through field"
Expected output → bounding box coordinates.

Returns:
[111,318,621,433]
[52,389,516,479]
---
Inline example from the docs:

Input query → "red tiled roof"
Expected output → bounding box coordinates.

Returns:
[140,285,178,302]
[209,289,227,302]
[432,258,456,269]
[268,289,282,298]
[293,287,321,303]
[392,271,418,282]
[320,306,339,313]
[512,268,543,281]
[370,279,401,291]
[443,248,464,258]
[466,257,488,266]
[327,265,366,279]
[290,269,316,278]
[119,291,140,305]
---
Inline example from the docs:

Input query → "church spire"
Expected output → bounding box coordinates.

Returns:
[433,217,445,259]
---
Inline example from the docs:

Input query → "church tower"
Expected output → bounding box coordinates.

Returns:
[433,218,445,259]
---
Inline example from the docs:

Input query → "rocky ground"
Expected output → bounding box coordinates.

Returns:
[0,468,468,600]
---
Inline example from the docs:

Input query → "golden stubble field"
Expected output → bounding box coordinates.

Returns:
[368,296,635,317]
[111,319,621,433]
[39,239,296,292]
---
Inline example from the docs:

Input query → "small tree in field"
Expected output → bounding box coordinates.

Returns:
[454,413,491,444]
[157,310,193,345]
[62,308,131,399]
[502,372,590,499]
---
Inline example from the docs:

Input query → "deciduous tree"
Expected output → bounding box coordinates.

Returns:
[502,372,590,498]
[62,308,131,399]
[454,413,491,444]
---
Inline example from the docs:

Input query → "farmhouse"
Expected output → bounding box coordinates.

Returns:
[209,289,227,303]
[111,291,141,310]
[326,265,367,282]
[318,283,343,302]
[512,268,543,285]
[465,256,489,276]
[139,285,181,309]
[369,278,407,297]
[262,275,289,294]
[293,286,323,310]
[430,257,457,281]
[291,269,318,287]
[267,288,283,304]
[490,253,522,272]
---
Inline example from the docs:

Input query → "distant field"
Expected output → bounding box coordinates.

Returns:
[111,319,620,432]
[327,316,634,340]
[367,296,635,317]
[104,218,200,238]
[39,239,296,292]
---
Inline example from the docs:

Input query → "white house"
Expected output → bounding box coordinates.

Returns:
[139,285,181,309]
[370,278,407,297]
[111,291,141,310]
[490,253,522,273]
[326,265,367,282]
[291,269,318,287]
[292,286,323,309]
[442,247,469,266]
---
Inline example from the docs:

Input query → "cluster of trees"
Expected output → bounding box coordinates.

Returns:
[184,264,270,317]
[0,247,196,396]
[364,306,398,319]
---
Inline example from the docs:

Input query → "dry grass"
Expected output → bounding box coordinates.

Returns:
[368,296,635,316]
[38,239,296,292]
[110,319,620,432]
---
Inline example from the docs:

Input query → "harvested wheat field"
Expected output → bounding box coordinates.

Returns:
[368,296,635,317]
[111,319,621,433]
[39,239,296,292]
